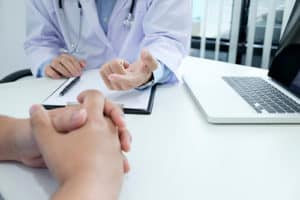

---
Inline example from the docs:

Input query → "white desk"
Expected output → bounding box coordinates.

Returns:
[1,57,300,200]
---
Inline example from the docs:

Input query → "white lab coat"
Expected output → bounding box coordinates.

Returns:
[24,0,192,80]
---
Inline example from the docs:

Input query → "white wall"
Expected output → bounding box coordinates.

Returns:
[0,0,27,79]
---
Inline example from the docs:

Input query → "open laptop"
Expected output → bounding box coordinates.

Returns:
[183,3,300,124]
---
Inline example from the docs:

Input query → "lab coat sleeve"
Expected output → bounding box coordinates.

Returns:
[140,0,192,83]
[153,62,173,84]
[136,62,173,90]
[36,58,52,77]
[24,0,65,77]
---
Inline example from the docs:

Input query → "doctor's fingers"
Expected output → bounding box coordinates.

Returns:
[104,63,126,90]
[141,49,158,73]
[59,59,79,77]
[105,59,128,74]
[51,61,72,78]
[45,66,62,79]
[105,65,126,90]
[100,65,123,90]
[109,60,127,75]
[60,54,84,74]
[108,74,137,90]
[79,60,87,68]
[100,66,114,90]
[59,56,82,77]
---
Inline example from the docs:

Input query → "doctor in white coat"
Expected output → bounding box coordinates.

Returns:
[25,0,191,90]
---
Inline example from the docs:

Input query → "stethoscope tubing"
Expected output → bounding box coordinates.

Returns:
[58,0,134,14]
[58,0,136,53]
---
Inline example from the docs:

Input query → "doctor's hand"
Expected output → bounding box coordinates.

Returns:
[100,49,158,90]
[45,54,86,79]
[30,91,124,200]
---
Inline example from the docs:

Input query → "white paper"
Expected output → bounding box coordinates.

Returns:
[43,69,153,110]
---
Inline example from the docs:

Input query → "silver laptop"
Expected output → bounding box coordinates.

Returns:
[183,3,300,124]
[182,57,300,124]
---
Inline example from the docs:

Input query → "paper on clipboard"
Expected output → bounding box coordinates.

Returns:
[43,69,154,111]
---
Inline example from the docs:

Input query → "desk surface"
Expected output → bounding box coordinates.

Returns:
[0,57,300,200]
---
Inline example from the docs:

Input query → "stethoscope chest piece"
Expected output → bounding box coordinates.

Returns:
[123,13,134,28]
[58,0,83,54]
[123,0,136,28]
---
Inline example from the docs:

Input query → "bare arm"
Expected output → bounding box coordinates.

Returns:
[0,116,28,161]
[52,172,120,200]
[0,99,131,169]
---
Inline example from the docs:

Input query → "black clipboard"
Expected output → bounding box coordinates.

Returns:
[43,83,157,115]
[123,85,157,115]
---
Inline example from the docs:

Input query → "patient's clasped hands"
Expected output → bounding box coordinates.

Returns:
[7,90,131,199]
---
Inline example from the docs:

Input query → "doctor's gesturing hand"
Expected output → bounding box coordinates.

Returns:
[100,49,158,90]
[45,54,87,79]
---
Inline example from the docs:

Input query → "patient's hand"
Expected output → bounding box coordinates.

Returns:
[30,91,124,199]
[13,99,131,172]
[14,106,88,167]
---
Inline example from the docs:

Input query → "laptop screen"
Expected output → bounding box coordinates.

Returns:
[268,2,300,96]
[268,44,300,96]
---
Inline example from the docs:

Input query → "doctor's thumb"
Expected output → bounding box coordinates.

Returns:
[141,49,158,72]
[80,60,87,68]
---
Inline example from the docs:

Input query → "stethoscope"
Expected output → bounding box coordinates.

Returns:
[123,0,136,27]
[58,0,136,53]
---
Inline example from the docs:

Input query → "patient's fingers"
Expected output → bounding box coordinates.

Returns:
[49,107,87,133]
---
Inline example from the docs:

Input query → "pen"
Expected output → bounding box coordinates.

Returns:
[59,76,81,96]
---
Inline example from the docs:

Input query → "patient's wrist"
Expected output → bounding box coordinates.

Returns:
[13,119,32,162]
[0,117,27,161]
[54,171,122,200]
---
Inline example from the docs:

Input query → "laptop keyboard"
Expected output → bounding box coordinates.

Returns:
[223,77,300,114]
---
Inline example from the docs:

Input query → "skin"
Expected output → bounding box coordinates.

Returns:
[30,91,124,200]
[0,107,87,166]
[0,98,131,172]
[100,49,158,90]
[45,49,158,91]
[0,107,87,167]
[45,54,87,79]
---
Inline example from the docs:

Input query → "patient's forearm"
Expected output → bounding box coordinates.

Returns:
[0,116,26,161]
[52,173,120,200]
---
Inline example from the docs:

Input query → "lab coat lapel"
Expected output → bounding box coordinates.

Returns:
[111,0,128,19]
[80,0,112,48]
